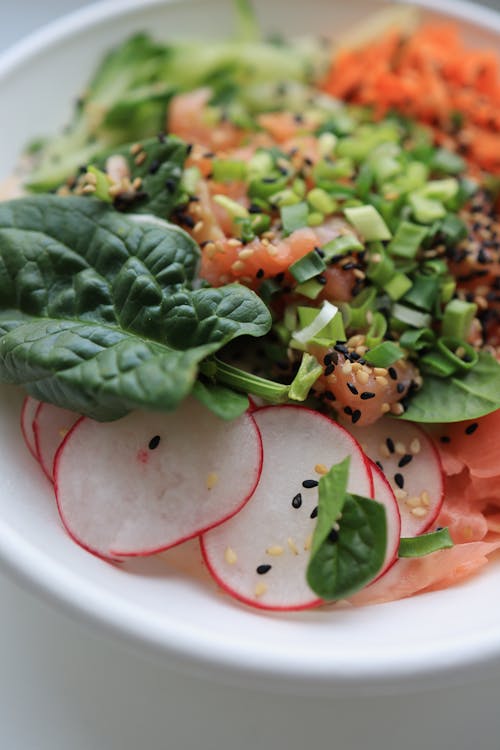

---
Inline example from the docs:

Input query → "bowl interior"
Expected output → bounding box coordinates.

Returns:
[1,0,500,695]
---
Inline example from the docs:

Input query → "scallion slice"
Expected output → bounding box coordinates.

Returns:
[385,272,413,302]
[281,201,309,236]
[289,250,326,283]
[441,298,477,339]
[365,341,404,367]
[392,303,432,329]
[344,204,392,241]
[399,527,453,558]
[292,301,339,346]
[387,220,428,259]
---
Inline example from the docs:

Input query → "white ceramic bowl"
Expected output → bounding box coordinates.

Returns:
[1,0,500,696]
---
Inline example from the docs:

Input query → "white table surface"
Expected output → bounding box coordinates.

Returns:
[2,2,500,749]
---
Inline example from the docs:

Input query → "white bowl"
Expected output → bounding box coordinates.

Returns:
[1,0,500,696]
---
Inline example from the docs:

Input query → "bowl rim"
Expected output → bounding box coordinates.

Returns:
[1,0,500,695]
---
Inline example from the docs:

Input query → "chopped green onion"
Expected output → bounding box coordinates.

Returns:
[408,194,446,223]
[281,201,309,235]
[399,527,453,558]
[294,278,324,299]
[430,148,465,176]
[441,298,477,339]
[366,249,395,287]
[402,273,440,312]
[269,189,301,207]
[399,328,436,352]
[436,336,478,372]
[288,353,323,401]
[419,178,459,202]
[392,303,432,329]
[249,173,288,200]
[318,132,338,157]
[213,194,249,220]
[321,233,364,261]
[419,351,457,378]
[355,163,374,201]
[344,287,377,328]
[258,278,281,305]
[211,158,247,182]
[180,166,201,196]
[365,312,387,348]
[344,204,392,241]
[87,166,112,203]
[307,211,325,227]
[248,150,274,178]
[438,214,468,246]
[289,250,326,283]
[385,272,413,302]
[387,220,428,259]
[365,341,404,367]
[292,301,339,346]
[307,187,336,215]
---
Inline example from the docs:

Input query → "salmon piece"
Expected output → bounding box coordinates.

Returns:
[199,227,320,287]
[348,540,500,606]
[167,88,245,151]
[311,341,420,426]
[434,410,500,478]
[436,469,489,544]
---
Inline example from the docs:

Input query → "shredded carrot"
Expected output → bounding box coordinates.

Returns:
[322,23,500,175]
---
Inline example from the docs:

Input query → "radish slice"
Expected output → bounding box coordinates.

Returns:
[33,403,80,481]
[54,398,262,560]
[350,418,444,537]
[20,396,40,459]
[201,404,373,611]
[368,460,401,581]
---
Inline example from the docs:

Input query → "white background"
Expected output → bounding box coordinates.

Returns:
[1,2,500,748]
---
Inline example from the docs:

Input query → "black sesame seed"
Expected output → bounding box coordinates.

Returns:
[376,460,384,472]
[398,454,413,468]
[440,435,451,444]
[302,479,319,489]
[185,143,193,156]
[386,437,395,454]
[323,390,336,401]
[388,367,398,381]
[292,493,303,509]
[344,406,353,416]
[347,382,358,395]
[360,391,375,400]
[257,564,272,575]
[165,178,177,194]
[274,272,285,283]
[148,435,161,450]
[310,506,318,519]
[148,158,161,175]
[394,473,404,489]
[324,363,335,376]
[396,382,405,394]
[351,409,362,424]
[256,268,265,279]
[465,422,479,435]
[328,528,339,544]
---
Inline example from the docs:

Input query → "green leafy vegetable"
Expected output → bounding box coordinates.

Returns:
[400,351,500,423]
[192,380,250,420]
[84,136,188,218]
[0,195,271,419]
[306,459,387,600]
[399,528,453,558]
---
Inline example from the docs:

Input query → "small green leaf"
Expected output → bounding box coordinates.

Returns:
[306,459,387,600]
[400,351,500,423]
[192,380,249,420]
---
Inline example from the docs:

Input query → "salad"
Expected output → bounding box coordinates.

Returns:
[2,1,500,611]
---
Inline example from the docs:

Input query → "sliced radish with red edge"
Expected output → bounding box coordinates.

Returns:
[350,418,444,537]
[201,404,373,611]
[20,396,40,459]
[54,397,262,560]
[33,402,80,481]
[368,460,401,582]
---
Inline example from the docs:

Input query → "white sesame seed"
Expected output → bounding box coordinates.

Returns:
[266,545,284,556]
[206,472,218,490]
[224,547,237,564]
[287,537,299,555]
[411,506,428,518]
[409,438,421,455]
[254,582,268,597]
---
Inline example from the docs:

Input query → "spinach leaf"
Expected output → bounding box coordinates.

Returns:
[192,379,249,420]
[306,459,387,600]
[0,195,271,419]
[84,136,188,218]
[400,351,500,423]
